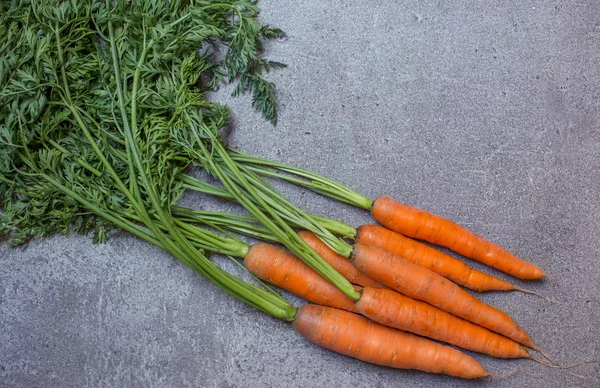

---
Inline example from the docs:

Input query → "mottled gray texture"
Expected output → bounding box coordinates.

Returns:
[2,1,600,387]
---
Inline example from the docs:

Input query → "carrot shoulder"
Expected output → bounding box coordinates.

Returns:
[297,231,386,288]
[371,196,545,280]
[351,243,536,348]
[356,224,520,292]
[244,243,357,312]
[294,304,489,379]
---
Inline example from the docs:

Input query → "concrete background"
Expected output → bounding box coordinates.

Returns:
[1,0,599,387]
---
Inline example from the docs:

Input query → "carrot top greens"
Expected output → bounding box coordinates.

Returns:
[0,0,296,320]
[1,0,283,239]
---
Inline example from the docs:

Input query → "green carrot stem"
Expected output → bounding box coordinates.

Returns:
[185,122,360,301]
[229,150,374,210]
[180,173,356,239]
[221,162,353,257]
[171,207,279,243]
[174,218,250,258]
[40,173,295,321]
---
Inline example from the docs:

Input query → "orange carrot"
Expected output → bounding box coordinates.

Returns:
[244,243,357,312]
[297,231,386,288]
[293,304,490,379]
[351,243,536,348]
[356,287,531,359]
[357,224,528,292]
[371,196,545,280]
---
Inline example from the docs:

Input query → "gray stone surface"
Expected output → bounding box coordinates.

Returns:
[1,0,600,387]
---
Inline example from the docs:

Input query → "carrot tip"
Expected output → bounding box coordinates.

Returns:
[489,367,520,379]
[515,288,559,303]
[560,360,600,369]
[532,346,560,365]
[564,371,587,379]
[546,274,559,287]
[531,356,599,379]
[531,357,600,369]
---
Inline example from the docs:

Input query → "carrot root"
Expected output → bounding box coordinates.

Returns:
[512,287,558,303]
[371,196,545,280]
[293,304,490,379]
[531,357,599,370]
[355,287,531,359]
[531,345,560,365]
[547,274,560,288]
[244,243,358,312]
[489,368,520,379]
[529,357,600,379]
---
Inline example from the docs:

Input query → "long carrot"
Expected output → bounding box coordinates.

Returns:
[297,231,386,288]
[371,196,545,280]
[356,224,534,292]
[355,287,530,359]
[244,243,358,312]
[351,243,536,348]
[294,304,490,379]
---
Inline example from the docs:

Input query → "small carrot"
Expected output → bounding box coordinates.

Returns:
[371,196,544,280]
[351,243,536,348]
[293,304,490,379]
[298,230,386,288]
[357,224,535,293]
[244,243,357,312]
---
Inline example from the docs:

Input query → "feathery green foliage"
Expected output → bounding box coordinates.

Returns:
[0,0,296,321]
[0,0,284,244]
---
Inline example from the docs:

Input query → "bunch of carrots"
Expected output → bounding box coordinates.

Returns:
[0,0,595,382]
[171,158,588,379]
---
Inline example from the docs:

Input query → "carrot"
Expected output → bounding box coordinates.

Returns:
[293,304,490,379]
[371,196,544,280]
[356,287,531,359]
[244,243,357,312]
[356,224,532,292]
[297,231,387,288]
[351,243,536,348]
